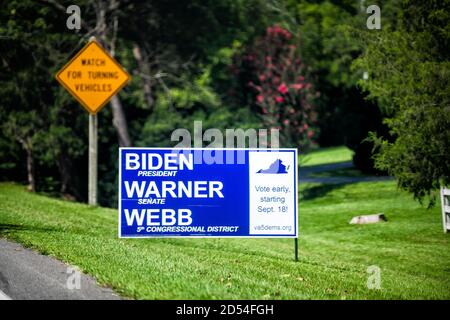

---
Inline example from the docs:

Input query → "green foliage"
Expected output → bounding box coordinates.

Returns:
[0,0,87,197]
[138,65,260,148]
[355,0,450,205]
[293,0,361,88]
[0,0,271,205]
[280,0,388,173]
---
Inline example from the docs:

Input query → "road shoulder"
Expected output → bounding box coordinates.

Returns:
[0,238,121,300]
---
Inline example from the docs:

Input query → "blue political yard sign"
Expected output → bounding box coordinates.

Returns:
[119,148,298,238]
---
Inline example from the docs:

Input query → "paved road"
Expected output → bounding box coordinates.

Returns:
[0,239,121,300]
[300,160,355,175]
[299,161,392,184]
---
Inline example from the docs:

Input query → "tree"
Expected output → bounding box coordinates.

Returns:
[0,0,87,197]
[0,0,276,206]
[230,25,318,148]
[2,112,41,192]
[355,0,450,205]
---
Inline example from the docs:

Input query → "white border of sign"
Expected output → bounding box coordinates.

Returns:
[118,147,298,239]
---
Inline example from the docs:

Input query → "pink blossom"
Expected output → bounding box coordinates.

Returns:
[277,83,288,95]
[275,96,284,103]
[290,83,303,90]
[283,119,290,125]
[256,95,264,103]
[273,25,282,34]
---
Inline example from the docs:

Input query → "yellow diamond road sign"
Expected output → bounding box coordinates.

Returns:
[56,40,131,114]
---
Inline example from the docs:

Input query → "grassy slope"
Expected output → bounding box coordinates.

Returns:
[300,146,354,167]
[0,181,449,299]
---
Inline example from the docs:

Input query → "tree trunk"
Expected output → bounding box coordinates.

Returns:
[132,43,154,110]
[25,147,35,192]
[57,152,82,201]
[95,0,132,147]
[16,135,36,192]
[110,95,132,147]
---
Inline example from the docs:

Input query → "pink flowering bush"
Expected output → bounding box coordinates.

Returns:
[231,25,318,148]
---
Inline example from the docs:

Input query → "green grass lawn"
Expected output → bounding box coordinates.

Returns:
[300,146,354,167]
[0,181,449,299]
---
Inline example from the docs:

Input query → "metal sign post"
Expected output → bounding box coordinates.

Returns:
[294,238,299,262]
[88,114,98,205]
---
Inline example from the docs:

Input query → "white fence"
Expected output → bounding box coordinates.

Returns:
[441,187,450,233]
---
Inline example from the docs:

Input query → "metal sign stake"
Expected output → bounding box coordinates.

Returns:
[88,113,98,206]
[294,238,299,262]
